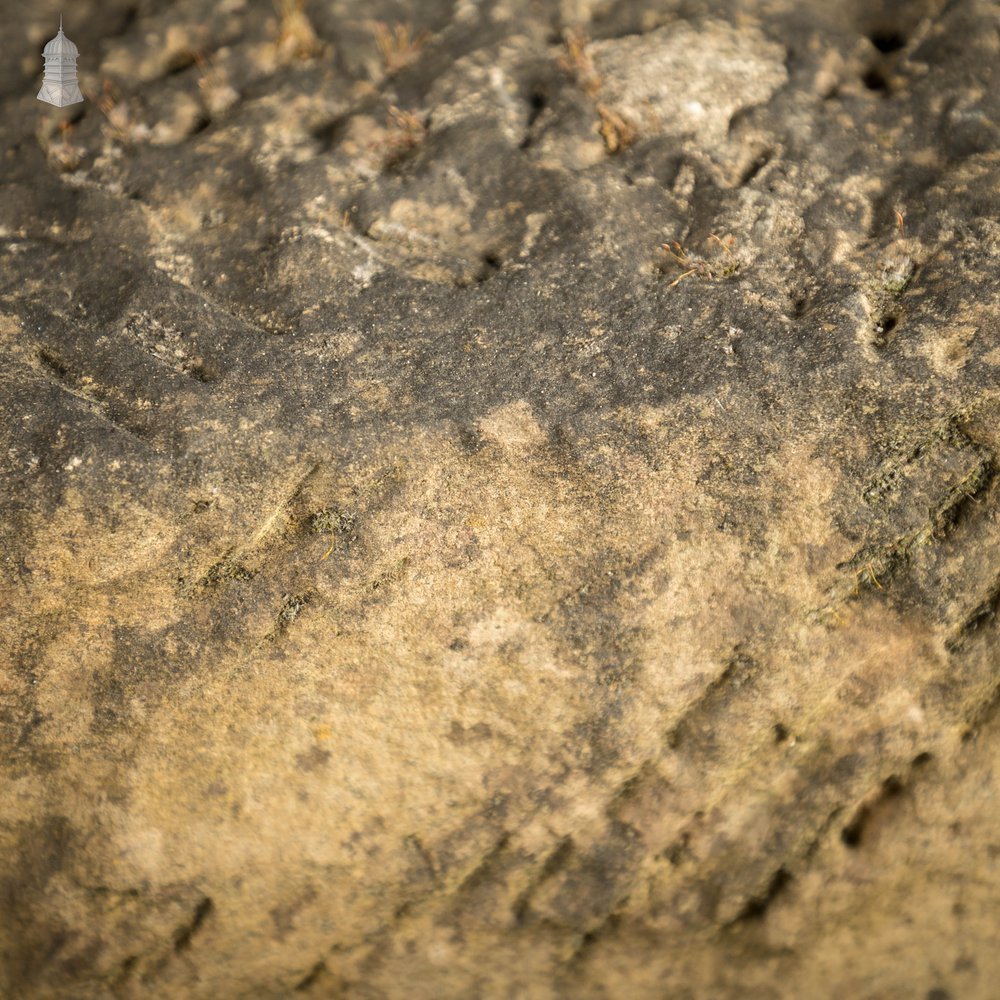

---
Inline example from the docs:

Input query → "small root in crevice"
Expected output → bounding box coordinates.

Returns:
[309,506,356,560]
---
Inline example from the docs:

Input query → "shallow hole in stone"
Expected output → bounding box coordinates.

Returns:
[926,988,954,1000]
[527,89,547,125]
[738,149,772,186]
[164,51,198,76]
[841,774,904,847]
[862,67,890,93]
[870,29,907,54]
[520,88,549,149]
[476,253,502,282]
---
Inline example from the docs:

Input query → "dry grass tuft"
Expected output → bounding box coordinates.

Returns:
[371,105,428,168]
[92,79,150,144]
[275,0,324,62]
[46,120,87,173]
[370,21,431,75]
[559,27,603,96]
[195,52,240,117]
[658,234,739,286]
[558,28,638,153]
[596,102,638,153]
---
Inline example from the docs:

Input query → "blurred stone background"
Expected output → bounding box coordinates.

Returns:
[2,0,1000,996]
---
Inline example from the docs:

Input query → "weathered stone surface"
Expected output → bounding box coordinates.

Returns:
[3,0,1000,997]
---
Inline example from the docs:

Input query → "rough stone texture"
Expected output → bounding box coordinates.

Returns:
[2,0,1000,997]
